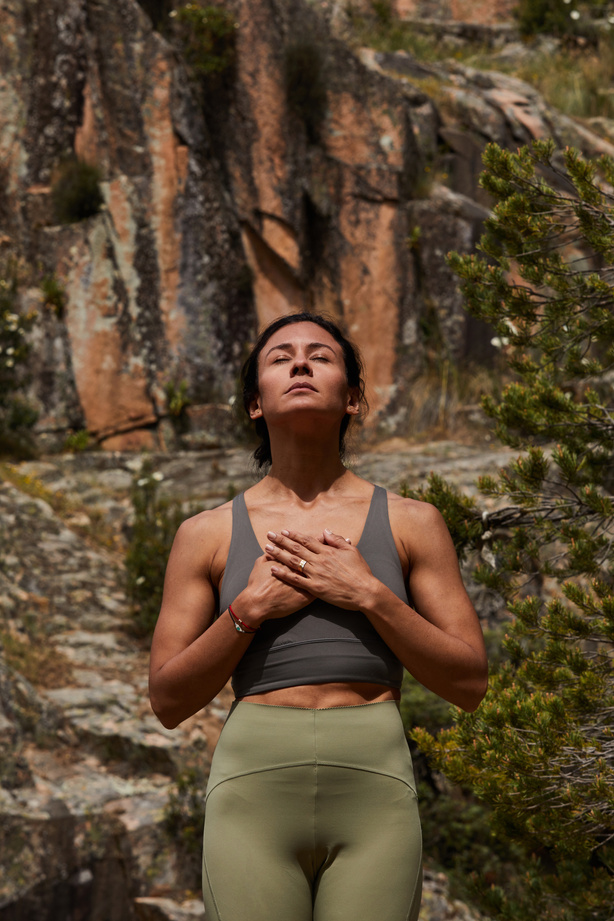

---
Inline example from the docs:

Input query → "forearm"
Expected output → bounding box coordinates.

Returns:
[150,594,264,729]
[361,580,488,712]
[149,610,248,728]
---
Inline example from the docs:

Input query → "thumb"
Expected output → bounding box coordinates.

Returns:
[323,529,352,547]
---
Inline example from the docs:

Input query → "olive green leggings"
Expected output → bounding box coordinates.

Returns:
[202,700,422,921]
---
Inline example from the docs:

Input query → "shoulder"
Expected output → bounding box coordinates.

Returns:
[171,499,234,575]
[385,492,452,564]
[386,492,445,527]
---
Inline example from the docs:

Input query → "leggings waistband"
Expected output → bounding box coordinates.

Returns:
[206,699,416,797]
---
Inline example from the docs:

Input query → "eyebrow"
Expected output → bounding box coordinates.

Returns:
[264,341,337,359]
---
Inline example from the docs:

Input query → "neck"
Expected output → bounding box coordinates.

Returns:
[264,428,349,502]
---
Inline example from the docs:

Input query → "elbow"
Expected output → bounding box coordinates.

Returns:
[150,700,181,731]
[154,709,182,731]
[459,669,489,713]
[149,686,183,731]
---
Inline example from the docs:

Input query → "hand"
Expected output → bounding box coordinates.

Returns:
[236,554,314,625]
[265,529,377,610]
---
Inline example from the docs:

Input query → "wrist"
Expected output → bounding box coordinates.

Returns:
[231,590,267,628]
[359,577,389,618]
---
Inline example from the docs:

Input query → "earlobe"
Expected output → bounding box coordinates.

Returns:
[249,397,262,419]
[346,388,361,416]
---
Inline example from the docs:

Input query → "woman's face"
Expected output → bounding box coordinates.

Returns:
[249,322,360,427]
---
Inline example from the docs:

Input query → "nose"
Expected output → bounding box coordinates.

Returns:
[290,355,312,376]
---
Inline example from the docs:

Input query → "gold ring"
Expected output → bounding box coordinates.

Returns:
[299,559,307,572]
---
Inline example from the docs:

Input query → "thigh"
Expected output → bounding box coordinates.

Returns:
[202,764,315,921]
[313,766,422,921]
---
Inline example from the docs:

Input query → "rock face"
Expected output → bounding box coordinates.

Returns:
[393,0,516,25]
[2,0,426,447]
[3,0,614,448]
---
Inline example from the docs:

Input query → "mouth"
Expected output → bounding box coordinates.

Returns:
[286,382,317,393]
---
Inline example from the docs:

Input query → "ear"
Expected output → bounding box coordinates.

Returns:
[249,395,262,419]
[345,387,361,416]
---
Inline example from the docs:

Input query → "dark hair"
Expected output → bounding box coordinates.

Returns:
[241,312,367,468]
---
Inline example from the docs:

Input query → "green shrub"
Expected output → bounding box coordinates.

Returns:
[513,0,596,39]
[171,3,237,77]
[125,459,184,637]
[165,378,191,443]
[136,0,174,31]
[63,429,91,453]
[0,264,38,458]
[284,40,328,143]
[371,0,393,25]
[163,762,208,886]
[164,764,207,852]
[51,158,104,225]
[40,273,66,319]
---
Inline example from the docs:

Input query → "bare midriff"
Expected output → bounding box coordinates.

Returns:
[237,681,400,709]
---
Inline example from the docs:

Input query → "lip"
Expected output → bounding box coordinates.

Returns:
[286,382,317,393]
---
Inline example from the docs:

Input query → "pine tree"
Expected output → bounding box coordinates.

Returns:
[412,141,614,921]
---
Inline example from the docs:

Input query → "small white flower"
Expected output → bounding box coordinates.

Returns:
[137,477,148,487]
[570,9,580,19]
[5,358,14,367]
[490,336,509,349]
[135,576,146,585]
[6,347,14,355]
[152,471,164,481]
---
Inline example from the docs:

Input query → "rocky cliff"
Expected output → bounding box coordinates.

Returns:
[5,0,613,451]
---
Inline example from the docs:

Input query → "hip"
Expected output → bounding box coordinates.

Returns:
[206,698,416,798]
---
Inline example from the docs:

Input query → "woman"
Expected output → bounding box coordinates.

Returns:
[149,312,488,921]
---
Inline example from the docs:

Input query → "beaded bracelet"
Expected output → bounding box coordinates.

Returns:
[228,603,259,634]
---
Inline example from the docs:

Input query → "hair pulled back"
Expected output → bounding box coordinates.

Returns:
[241,312,367,468]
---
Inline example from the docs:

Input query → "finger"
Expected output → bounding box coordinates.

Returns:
[267,531,321,558]
[265,543,310,575]
[322,528,354,547]
[271,565,311,588]
[275,530,323,554]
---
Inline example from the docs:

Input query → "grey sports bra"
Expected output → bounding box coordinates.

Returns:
[219,485,408,697]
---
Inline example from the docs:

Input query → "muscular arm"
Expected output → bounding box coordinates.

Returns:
[149,509,314,729]
[363,500,488,711]
[148,512,254,729]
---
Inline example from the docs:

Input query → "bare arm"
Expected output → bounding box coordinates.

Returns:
[366,500,488,711]
[149,511,313,729]
[266,499,488,712]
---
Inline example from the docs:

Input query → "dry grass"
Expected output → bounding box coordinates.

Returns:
[0,463,122,551]
[0,628,74,689]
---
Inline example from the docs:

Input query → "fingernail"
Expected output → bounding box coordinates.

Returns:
[265,544,274,553]
[325,528,332,534]
[281,530,290,536]
[267,531,277,539]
